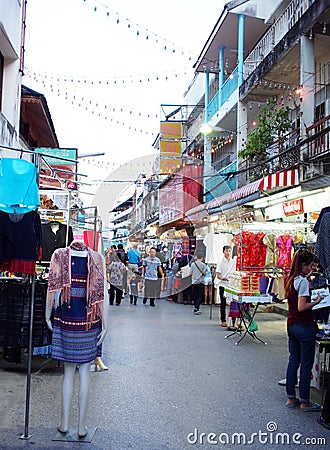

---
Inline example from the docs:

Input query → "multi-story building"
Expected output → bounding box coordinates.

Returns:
[0,0,25,154]
[183,0,330,227]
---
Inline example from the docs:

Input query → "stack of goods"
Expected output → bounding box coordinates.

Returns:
[226,271,261,296]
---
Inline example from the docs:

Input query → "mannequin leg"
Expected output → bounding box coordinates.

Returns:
[59,362,76,433]
[77,362,90,437]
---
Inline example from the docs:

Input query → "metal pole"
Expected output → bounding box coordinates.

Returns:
[93,207,98,250]
[66,191,71,246]
[20,274,36,440]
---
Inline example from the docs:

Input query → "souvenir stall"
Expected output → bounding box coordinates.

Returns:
[223,221,315,344]
[0,153,45,438]
[0,148,103,439]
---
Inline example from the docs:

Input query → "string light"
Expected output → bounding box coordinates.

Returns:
[82,0,197,61]
[25,66,190,87]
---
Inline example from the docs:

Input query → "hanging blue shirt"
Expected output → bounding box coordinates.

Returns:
[0,158,40,213]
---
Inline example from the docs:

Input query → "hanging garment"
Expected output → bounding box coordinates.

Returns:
[0,158,40,213]
[47,241,105,328]
[313,207,330,234]
[0,281,49,348]
[276,233,293,269]
[83,230,101,251]
[315,212,330,276]
[50,255,102,363]
[0,210,42,274]
[42,222,74,261]
[262,233,277,267]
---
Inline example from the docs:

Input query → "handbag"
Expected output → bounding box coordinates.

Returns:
[180,255,192,279]
[181,264,192,278]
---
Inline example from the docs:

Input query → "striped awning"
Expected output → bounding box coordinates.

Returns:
[206,169,299,214]
[260,169,299,190]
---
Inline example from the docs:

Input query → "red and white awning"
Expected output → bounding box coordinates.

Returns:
[206,169,299,212]
[260,169,299,191]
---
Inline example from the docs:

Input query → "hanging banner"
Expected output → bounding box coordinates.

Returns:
[160,121,182,139]
[35,148,78,189]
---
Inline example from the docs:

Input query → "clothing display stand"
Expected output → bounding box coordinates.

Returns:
[20,274,36,440]
[0,147,81,440]
[52,426,97,443]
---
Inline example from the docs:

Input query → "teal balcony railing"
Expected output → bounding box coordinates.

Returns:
[221,67,238,106]
[207,92,219,121]
[207,67,238,121]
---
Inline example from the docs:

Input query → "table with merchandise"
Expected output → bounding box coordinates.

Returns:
[224,271,273,345]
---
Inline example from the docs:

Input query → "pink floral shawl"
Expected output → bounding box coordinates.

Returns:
[47,241,104,329]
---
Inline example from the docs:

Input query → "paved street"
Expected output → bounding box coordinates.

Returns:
[0,298,328,449]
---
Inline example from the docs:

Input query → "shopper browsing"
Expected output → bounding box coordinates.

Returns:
[216,246,235,328]
[284,250,322,411]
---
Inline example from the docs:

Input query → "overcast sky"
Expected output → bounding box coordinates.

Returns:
[24,0,225,202]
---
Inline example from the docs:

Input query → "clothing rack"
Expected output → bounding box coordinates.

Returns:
[1,148,79,440]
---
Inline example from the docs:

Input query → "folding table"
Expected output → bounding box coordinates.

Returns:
[224,289,272,345]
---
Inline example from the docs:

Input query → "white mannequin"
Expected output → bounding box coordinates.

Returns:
[45,249,109,438]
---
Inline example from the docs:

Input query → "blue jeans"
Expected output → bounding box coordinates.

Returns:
[286,323,316,402]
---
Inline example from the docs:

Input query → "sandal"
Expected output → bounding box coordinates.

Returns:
[300,402,322,412]
[285,399,300,408]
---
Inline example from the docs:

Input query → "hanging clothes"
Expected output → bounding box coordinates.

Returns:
[50,255,102,363]
[0,281,49,349]
[203,232,230,264]
[0,210,42,274]
[262,233,277,267]
[42,221,74,261]
[315,212,330,276]
[313,207,330,234]
[276,233,293,269]
[47,241,106,363]
[0,158,40,214]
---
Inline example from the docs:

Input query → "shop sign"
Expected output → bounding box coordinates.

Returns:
[160,121,182,140]
[35,147,77,189]
[66,181,77,190]
[283,199,304,216]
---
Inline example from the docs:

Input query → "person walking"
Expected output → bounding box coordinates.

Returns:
[142,247,164,307]
[284,249,323,411]
[129,271,139,305]
[108,253,126,305]
[190,252,207,315]
[179,252,194,305]
[128,244,141,276]
[216,246,235,327]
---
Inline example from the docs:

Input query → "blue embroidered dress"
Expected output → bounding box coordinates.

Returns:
[51,255,102,363]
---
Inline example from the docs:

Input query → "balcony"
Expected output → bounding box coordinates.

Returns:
[206,0,317,120]
[242,129,301,183]
[244,0,317,78]
[306,115,330,160]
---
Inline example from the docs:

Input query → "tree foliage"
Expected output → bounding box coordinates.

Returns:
[238,98,291,162]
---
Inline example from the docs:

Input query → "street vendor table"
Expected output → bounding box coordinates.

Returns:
[224,288,272,345]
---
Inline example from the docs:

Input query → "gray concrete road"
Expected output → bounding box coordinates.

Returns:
[0,297,328,449]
